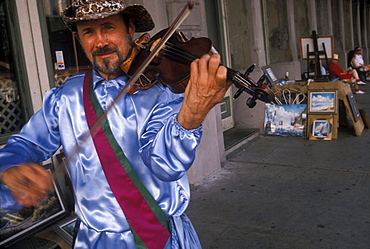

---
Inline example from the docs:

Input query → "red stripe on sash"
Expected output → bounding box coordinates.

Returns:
[83,70,170,249]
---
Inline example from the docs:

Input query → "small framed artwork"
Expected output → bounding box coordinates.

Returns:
[0,165,70,248]
[308,116,333,140]
[52,216,78,245]
[262,66,279,85]
[346,92,360,122]
[308,90,338,114]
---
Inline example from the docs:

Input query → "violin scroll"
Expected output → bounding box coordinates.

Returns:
[228,66,275,107]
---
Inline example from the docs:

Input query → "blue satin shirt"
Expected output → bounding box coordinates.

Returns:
[0,69,202,248]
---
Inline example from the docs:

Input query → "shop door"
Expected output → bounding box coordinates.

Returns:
[204,0,234,131]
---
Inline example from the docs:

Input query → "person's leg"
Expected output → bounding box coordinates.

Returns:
[354,81,365,94]
[350,69,359,79]
[350,69,366,84]
[355,68,367,82]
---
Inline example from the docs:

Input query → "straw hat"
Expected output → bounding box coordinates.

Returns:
[333,54,339,60]
[61,0,155,32]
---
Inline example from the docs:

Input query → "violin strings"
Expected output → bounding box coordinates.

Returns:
[163,43,199,65]
[165,43,199,61]
[163,42,256,93]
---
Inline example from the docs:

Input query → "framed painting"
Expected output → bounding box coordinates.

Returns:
[262,66,279,85]
[264,104,307,137]
[0,164,70,247]
[299,35,334,60]
[52,216,78,246]
[346,92,360,122]
[308,116,334,140]
[308,90,338,114]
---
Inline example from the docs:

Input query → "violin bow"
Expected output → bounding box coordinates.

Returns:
[65,2,195,163]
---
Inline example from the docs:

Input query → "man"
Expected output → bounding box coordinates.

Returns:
[351,47,370,81]
[0,1,231,248]
[329,53,365,94]
[352,47,370,70]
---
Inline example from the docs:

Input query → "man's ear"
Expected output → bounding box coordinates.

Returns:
[73,31,81,43]
[128,19,136,39]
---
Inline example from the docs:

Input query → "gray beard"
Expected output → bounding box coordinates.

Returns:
[92,52,124,76]
[90,34,134,76]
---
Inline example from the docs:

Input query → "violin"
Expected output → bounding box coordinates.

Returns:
[121,28,275,108]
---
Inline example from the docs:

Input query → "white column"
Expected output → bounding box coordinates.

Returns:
[15,0,51,112]
[253,0,267,67]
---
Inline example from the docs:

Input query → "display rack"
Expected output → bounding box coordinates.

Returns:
[308,81,364,137]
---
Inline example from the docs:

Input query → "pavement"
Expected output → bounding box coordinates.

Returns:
[186,79,370,249]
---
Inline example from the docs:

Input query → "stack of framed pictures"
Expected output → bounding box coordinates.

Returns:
[307,89,338,140]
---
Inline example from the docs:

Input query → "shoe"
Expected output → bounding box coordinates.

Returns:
[357,81,366,85]
[355,90,365,94]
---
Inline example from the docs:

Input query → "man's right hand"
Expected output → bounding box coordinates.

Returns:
[1,163,53,207]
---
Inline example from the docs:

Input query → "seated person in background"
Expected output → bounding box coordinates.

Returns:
[329,53,365,94]
[350,47,370,81]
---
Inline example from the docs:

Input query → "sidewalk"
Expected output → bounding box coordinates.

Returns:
[187,81,370,249]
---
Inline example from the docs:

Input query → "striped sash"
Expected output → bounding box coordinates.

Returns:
[83,70,171,249]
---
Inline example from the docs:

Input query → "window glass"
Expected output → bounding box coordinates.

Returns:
[0,1,26,137]
[42,0,90,87]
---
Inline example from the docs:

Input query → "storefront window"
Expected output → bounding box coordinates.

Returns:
[0,1,26,137]
[42,0,90,87]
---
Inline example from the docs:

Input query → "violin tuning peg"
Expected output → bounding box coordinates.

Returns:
[257,74,266,85]
[244,64,256,76]
[246,97,257,108]
[233,87,245,99]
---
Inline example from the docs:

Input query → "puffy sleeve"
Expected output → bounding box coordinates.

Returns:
[0,88,61,210]
[138,94,203,182]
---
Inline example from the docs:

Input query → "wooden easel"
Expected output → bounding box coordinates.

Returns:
[306,30,330,81]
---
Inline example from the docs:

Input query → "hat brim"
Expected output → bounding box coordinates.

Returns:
[62,3,154,33]
[122,5,155,33]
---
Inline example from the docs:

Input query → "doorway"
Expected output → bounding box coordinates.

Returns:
[204,0,234,131]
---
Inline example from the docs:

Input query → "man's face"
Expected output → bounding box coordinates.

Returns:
[75,14,135,79]
[355,49,362,55]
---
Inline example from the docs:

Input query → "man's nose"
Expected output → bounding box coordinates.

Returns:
[95,32,109,47]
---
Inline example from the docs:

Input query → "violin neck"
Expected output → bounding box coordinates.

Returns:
[161,40,257,92]
[226,67,259,92]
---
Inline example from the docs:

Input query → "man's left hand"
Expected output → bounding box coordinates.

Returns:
[177,53,232,130]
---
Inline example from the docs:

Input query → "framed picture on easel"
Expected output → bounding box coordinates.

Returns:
[299,35,334,60]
